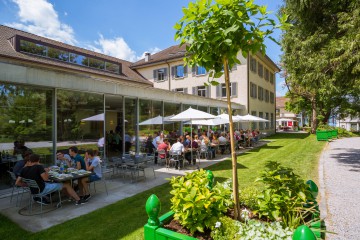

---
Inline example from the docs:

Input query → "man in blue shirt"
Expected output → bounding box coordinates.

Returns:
[69,146,88,200]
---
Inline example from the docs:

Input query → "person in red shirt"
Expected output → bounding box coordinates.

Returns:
[157,139,170,165]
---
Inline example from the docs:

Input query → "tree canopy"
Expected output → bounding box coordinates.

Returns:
[281,0,360,131]
[175,0,287,220]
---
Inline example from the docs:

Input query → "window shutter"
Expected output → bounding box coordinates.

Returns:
[254,84,257,98]
[164,68,168,80]
[184,65,188,77]
[192,66,196,76]
[192,87,197,95]
[206,86,211,98]
[153,70,157,81]
[184,88,188,94]
[216,85,221,98]
[171,66,175,79]
[231,82,237,97]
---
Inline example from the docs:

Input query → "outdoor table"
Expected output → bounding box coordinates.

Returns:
[48,169,92,183]
[48,169,92,207]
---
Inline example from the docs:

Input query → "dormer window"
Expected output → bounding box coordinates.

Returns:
[15,36,121,74]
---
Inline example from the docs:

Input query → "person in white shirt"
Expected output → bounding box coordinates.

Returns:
[170,138,184,169]
[218,133,228,154]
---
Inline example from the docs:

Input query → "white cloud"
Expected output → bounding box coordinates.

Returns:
[89,34,161,62]
[64,11,68,16]
[6,0,76,45]
[90,34,137,62]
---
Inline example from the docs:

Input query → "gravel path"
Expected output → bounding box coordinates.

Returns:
[320,137,360,240]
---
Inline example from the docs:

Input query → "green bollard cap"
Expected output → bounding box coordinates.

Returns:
[293,225,316,240]
[145,194,161,226]
[206,170,214,189]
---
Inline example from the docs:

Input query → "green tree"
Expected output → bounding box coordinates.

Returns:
[175,0,288,220]
[281,0,360,132]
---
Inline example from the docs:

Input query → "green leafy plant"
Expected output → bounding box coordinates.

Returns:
[238,186,259,211]
[254,161,315,229]
[169,169,232,234]
[211,217,293,240]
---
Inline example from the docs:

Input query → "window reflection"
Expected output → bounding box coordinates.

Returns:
[57,89,104,155]
[69,53,88,66]
[124,98,137,153]
[139,99,162,142]
[164,102,181,139]
[0,82,53,187]
[48,47,69,62]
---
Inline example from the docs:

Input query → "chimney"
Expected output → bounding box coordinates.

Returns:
[144,52,151,62]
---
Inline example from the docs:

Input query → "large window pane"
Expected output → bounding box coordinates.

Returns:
[164,102,181,140]
[20,40,47,56]
[139,99,162,149]
[125,98,137,153]
[48,47,69,62]
[57,89,103,156]
[69,53,88,66]
[105,95,123,156]
[0,83,53,188]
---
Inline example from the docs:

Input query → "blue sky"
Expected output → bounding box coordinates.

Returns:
[0,0,287,96]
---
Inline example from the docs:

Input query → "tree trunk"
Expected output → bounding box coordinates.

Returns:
[311,98,318,133]
[223,57,241,220]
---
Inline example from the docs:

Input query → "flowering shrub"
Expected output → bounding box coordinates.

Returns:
[211,217,293,240]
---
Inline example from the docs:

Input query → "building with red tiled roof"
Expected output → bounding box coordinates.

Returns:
[0,25,243,176]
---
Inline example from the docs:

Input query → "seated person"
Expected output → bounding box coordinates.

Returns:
[84,149,102,201]
[184,137,199,165]
[170,138,184,169]
[218,133,228,154]
[56,151,73,167]
[16,154,85,205]
[157,139,170,165]
[13,149,33,177]
[69,146,89,201]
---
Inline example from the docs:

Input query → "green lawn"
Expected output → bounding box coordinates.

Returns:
[0,133,326,240]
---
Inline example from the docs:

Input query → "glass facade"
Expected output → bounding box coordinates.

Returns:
[139,99,162,140]
[0,80,240,189]
[56,89,104,154]
[0,82,53,189]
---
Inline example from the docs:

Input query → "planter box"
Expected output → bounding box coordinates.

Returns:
[144,211,197,240]
[331,129,338,139]
[327,130,333,140]
[316,130,329,141]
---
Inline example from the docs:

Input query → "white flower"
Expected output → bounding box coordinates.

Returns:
[215,221,221,228]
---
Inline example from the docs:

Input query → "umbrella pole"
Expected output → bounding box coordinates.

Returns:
[190,123,193,165]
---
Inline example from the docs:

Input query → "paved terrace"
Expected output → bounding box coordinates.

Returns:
[0,141,269,232]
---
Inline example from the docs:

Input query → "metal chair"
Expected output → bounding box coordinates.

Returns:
[168,150,182,170]
[157,149,167,166]
[21,178,62,216]
[199,145,209,159]
[89,161,109,196]
[8,171,28,207]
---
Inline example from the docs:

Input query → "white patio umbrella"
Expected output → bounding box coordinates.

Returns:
[236,114,269,130]
[186,117,229,126]
[170,107,216,163]
[138,115,174,125]
[218,113,242,122]
[81,113,104,121]
[237,114,269,122]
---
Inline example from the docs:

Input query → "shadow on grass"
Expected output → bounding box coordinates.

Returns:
[247,145,283,153]
[207,159,248,171]
[265,133,310,140]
